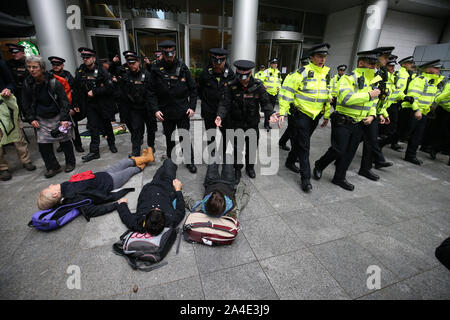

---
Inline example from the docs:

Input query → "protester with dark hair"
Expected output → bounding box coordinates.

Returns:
[116,159,186,236]
[22,55,75,178]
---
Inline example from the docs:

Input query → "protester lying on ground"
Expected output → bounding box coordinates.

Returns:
[183,159,250,220]
[116,158,186,235]
[37,148,154,219]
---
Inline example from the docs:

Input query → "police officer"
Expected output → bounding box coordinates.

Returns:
[276,43,331,193]
[198,48,234,148]
[149,40,197,174]
[72,47,117,162]
[313,50,381,191]
[357,47,394,181]
[402,60,444,165]
[48,56,84,153]
[119,52,156,157]
[331,64,347,109]
[262,58,281,130]
[5,43,28,117]
[432,76,450,165]
[215,60,277,183]
[254,65,266,80]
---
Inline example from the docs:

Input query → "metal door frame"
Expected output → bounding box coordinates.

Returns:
[86,28,127,59]
[258,31,304,70]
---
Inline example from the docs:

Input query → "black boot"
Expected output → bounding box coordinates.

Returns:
[246,165,256,179]
[331,178,354,191]
[186,164,197,174]
[404,156,423,165]
[82,153,100,162]
[109,144,118,153]
[313,166,323,180]
[285,161,300,173]
[358,169,380,181]
[301,179,312,193]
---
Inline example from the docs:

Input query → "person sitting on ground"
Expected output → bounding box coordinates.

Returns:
[183,159,250,220]
[116,158,186,236]
[37,148,155,218]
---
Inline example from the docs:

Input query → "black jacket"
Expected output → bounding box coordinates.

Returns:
[50,69,75,88]
[217,77,273,129]
[21,72,70,123]
[118,67,152,113]
[198,64,234,118]
[0,59,14,92]
[6,58,28,98]
[117,182,185,233]
[149,59,197,120]
[72,63,114,115]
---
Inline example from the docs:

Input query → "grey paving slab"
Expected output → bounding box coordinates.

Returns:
[400,265,450,300]
[132,276,205,300]
[241,214,306,260]
[260,249,350,300]
[357,282,423,300]
[201,262,279,300]
[309,238,399,299]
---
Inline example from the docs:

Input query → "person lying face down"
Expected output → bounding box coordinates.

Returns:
[37,150,154,211]
[117,159,186,236]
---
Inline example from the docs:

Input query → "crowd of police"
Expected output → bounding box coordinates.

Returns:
[0,40,449,194]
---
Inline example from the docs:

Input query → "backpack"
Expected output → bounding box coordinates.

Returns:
[183,212,239,246]
[113,227,180,272]
[28,199,92,231]
[50,74,72,104]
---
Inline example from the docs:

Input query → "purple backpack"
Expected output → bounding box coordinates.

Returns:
[28,199,92,231]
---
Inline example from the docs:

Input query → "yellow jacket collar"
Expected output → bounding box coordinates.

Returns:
[308,62,330,75]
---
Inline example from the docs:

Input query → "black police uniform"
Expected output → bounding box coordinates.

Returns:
[72,49,116,160]
[119,60,156,156]
[5,44,28,116]
[198,48,234,146]
[217,60,274,179]
[149,42,197,167]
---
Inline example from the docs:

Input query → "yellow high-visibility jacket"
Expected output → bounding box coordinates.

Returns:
[401,72,444,115]
[263,67,282,96]
[279,62,331,120]
[435,80,450,113]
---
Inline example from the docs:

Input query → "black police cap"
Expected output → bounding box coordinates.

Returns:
[122,50,137,57]
[78,47,96,57]
[269,58,279,64]
[357,50,379,62]
[234,60,255,71]
[125,53,140,63]
[6,43,25,53]
[309,43,330,56]
[159,40,177,48]
[48,56,66,65]
[209,48,228,56]
[337,64,347,71]
[418,59,443,69]
[260,65,266,69]
[398,56,414,65]
[375,46,395,56]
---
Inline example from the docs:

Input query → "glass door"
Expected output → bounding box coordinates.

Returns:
[86,29,126,62]
[135,29,178,60]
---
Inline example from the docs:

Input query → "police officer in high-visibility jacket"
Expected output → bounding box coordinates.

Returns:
[312,50,382,191]
[254,65,266,81]
[331,65,347,109]
[432,77,450,165]
[263,58,281,130]
[276,43,331,193]
[402,59,444,165]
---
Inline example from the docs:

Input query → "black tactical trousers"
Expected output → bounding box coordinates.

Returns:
[406,114,428,159]
[129,108,157,156]
[87,104,115,154]
[162,116,194,164]
[379,103,399,147]
[315,115,363,181]
[361,118,386,171]
[266,94,277,127]
[233,126,259,170]
[286,111,320,180]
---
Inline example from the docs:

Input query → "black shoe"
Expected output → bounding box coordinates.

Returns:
[235,168,242,185]
[264,125,271,132]
[404,157,423,165]
[285,161,300,173]
[45,167,62,179]
[0,170,12,181]
[65,163,76,173]
[374,161,393,169]
[358,169,380,181]
[391,144,403,152]
[246,166,256,179]
[301,179,312,193]
[186,164,197,174]
[279,144,291,151]
[109,144,118,153]
[75,145,85,153]
[332,178,354,191]
[56,146,63,153]
[313,166,322,180]
[429,149,437,160]
[23,162,37,171]
[82,153,100,162]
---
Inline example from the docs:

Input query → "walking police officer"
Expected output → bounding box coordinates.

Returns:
[277,43,331,193]
[215,60,277,183]
[5,43,28,117]
[72,47,117,162]
[262,58,281,130]
[149,40,198,173]
[119,52,156,157]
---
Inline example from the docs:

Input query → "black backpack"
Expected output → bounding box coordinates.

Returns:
[112,227,181,272]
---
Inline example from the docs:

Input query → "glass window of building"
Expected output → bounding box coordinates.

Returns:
[189,27,221,68]
[189,0,222,26]
[82,0,121,18]
[223,0,233,28]
[258,5,303,32]
[85,19,122,29]
[121,0,187,23]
